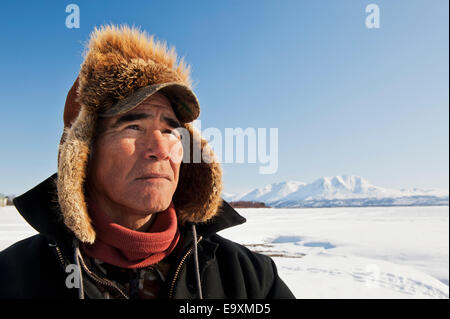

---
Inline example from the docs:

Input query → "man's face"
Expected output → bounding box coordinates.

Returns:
[87,93,183,215]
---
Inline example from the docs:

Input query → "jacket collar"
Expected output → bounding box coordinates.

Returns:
[13,174,246,244]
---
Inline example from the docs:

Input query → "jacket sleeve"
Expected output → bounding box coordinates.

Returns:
[0,234,75,299]
[265,258,296,299]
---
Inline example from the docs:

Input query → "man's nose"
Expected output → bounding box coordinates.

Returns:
[142,130,171,161]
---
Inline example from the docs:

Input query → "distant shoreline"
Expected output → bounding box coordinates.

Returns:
[230,203,450,209]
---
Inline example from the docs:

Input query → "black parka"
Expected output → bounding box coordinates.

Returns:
[0,175,295,299]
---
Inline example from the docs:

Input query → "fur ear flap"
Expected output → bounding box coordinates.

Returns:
[57,107,97,244]
[173,123,223,225]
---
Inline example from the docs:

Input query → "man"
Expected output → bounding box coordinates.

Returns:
[0,25,295,299]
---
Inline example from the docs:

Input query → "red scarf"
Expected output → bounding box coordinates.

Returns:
[81,200,180,269]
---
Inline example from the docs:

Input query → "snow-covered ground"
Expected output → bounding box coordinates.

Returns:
[0,206,38,252]
[1,205,448,299]
[219,206,449,299]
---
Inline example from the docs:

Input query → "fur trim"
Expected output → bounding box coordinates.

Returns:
[57,107,97,243]
[78,25,191,113]
[174,124,223,224]
[57,25,223,243]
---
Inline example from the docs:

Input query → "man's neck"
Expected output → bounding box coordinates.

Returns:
[87,192,156,232]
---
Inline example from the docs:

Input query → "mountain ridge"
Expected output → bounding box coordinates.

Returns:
[223,175,449,207]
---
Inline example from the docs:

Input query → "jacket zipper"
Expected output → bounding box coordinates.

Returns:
[55,246,66,268]
[77,250,130,299]
[53,236,203,300]
[52,243,129,299]
[168,236,202,299]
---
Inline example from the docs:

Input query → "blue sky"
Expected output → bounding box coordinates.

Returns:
[0,0,448,195]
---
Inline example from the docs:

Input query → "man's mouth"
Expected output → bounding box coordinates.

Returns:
[136,173,171,181]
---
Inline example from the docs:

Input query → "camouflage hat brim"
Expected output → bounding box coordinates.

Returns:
[99,82,200,123]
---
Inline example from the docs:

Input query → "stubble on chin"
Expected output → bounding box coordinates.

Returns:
[124,181,175,214]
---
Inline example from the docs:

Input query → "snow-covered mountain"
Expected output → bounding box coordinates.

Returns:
[227,181,306,203]
[223,175,449,208]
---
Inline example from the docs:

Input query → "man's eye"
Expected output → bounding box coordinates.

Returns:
[125,124,140,131]
[163,128,181,140]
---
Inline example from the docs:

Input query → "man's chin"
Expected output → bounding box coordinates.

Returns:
[128,194,172,214]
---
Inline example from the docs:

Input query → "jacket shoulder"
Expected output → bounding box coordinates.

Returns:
[0,234,70,298]
[205,234,295,298]
[0,234,47,268]
[210,234,272,265]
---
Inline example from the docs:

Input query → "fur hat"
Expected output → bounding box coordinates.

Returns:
[58,25,223,244]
